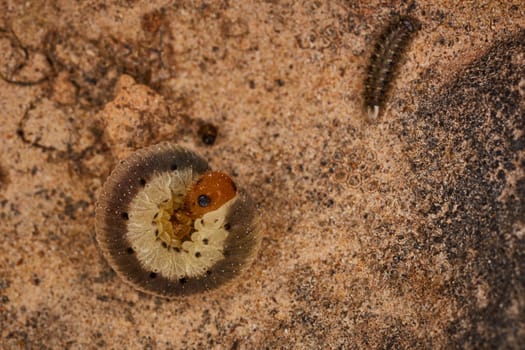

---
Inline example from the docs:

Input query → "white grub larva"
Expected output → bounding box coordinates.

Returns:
[95,143,261,298]
[364,15,420,119]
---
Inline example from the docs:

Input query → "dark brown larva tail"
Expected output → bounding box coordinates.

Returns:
[364,15,420,119]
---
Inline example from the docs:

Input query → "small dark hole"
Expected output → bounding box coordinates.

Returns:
[155,229,159,236]
[174,247,181,252]
[206,270,212,276]
[170,163,178,170]
[161,242,168,248]
[139,178,146,186]
[32,275,40,286]
[198,123,218,146]
[195,252,201,258]
[121,212,129,220]
[179,278,187,284]
[153,212,158,219]
[149,272,157,279]
[224,223,231,230]
[202,239,209,245]
[202,134,215,145]
[126,247,134,254]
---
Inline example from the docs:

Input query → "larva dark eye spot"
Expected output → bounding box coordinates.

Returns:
[95,142,261,298]
[198,194,211,207]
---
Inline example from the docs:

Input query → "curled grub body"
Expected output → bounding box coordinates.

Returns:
[95,143,261,298]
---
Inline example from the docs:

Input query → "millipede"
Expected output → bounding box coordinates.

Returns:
[364,15,420,119]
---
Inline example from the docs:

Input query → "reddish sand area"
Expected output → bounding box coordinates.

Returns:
[0,1,524,348]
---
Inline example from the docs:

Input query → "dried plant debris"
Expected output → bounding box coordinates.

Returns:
[95,143,261,298]
[364,15,420,119]
[0,27,50,85]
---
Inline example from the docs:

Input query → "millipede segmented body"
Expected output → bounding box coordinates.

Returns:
[364,15,420,119]
[95,143,260,298]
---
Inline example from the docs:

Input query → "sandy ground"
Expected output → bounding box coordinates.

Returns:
[0,1,524,349]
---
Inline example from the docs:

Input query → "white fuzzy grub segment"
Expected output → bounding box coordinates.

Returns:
[126,170,234,279]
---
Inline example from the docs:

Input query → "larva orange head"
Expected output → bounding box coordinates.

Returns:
[185,171,237,219]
